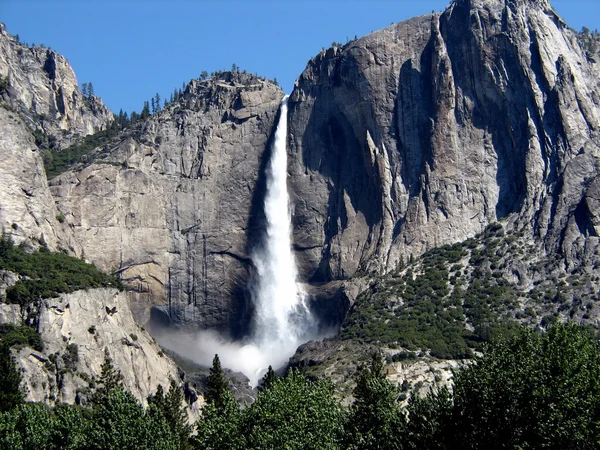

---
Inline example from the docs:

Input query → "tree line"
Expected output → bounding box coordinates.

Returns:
[2,322,600,449]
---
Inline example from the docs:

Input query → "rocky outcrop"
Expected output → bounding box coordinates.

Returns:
[51,74,284,334]
[0,23,113,149]
[0,107,81,251]
[6,288,182,406]
[0,22,113,251]
[288,0,600,283]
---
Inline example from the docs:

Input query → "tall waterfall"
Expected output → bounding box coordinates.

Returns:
[153,96,315,387]
[246,95,313,382]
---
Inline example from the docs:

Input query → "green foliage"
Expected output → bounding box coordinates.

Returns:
[88,387,178,450]
[241,369,345,450]
[0,234,122,307]
[0,403,54,449]
[404,387,453,450]
[148,380,193,450]
[0,323,599,449]
[344,353,404,450]
[0,345,24,412]
[578,26,600,56]
[340,230,525,358]
[0,75,9,94]
[51,404,88,449]
[401,323,600,449]
[0,324,43,352]
[259,365,277,391]
[43,126,120,178]
[450,323,600,449]
[341,259,474,359]
[92,350,123,404]
[194,389,243,450]
[204,354,230,410]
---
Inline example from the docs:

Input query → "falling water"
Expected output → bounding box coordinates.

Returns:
[246,95,313,381]
[154,96,315,387]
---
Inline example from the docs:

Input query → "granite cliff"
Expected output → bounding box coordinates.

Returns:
[50,73,284,335]
[1,0,600,401]
[288,0,600,282]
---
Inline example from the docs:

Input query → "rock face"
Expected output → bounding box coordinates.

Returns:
[288,0,600,283]
[3,0,600,399]
[0,23,113,148]
[2,288,181,406]
[0,24,112,251]
[51,74,284,334]
[0,106,81,252]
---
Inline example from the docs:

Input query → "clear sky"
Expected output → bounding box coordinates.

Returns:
[2,0,599,115]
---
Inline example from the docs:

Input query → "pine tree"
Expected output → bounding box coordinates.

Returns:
[81,82,89,97]
[344,352,404,449]
[195,355,242,449]
[88,82,94,97]
[154,93,161,112]
[141,101,150,119]
[205,354,230,410]
[260,365,277,391]
[151,97,156,114]
[91,349,123,404]
[0,344,24,412]
[148,380,192,450]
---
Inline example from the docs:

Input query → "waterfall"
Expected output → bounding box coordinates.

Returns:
[246,95,313,383]
[154,96,315,388]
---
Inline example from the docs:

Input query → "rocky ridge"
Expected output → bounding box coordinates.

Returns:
[0,24,113,149]
[288,0,600,284]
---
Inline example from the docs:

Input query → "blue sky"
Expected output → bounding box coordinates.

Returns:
[2,0,599,115]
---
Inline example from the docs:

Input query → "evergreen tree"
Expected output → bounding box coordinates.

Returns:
[242,369,345,450]
[81,82,89,98]
[141,101,150,119]
[89,387,177,450]
[450,324,600,449]
[154,93,161,112]
[88,82,94,98]
[91,349,123,405]
[259,365,277,391]
[0,345,24,412]
[344,353,404,450]
[151,97,156,114]
[148,380,193,450]
[200,71,208,80]
[194,390,242,450]
[205,354,230,410]
[0,403,54,449]
[194,355,242,449]
[404,386,453,450]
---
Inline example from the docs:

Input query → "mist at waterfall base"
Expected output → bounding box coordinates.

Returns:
[156,97,323,387]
